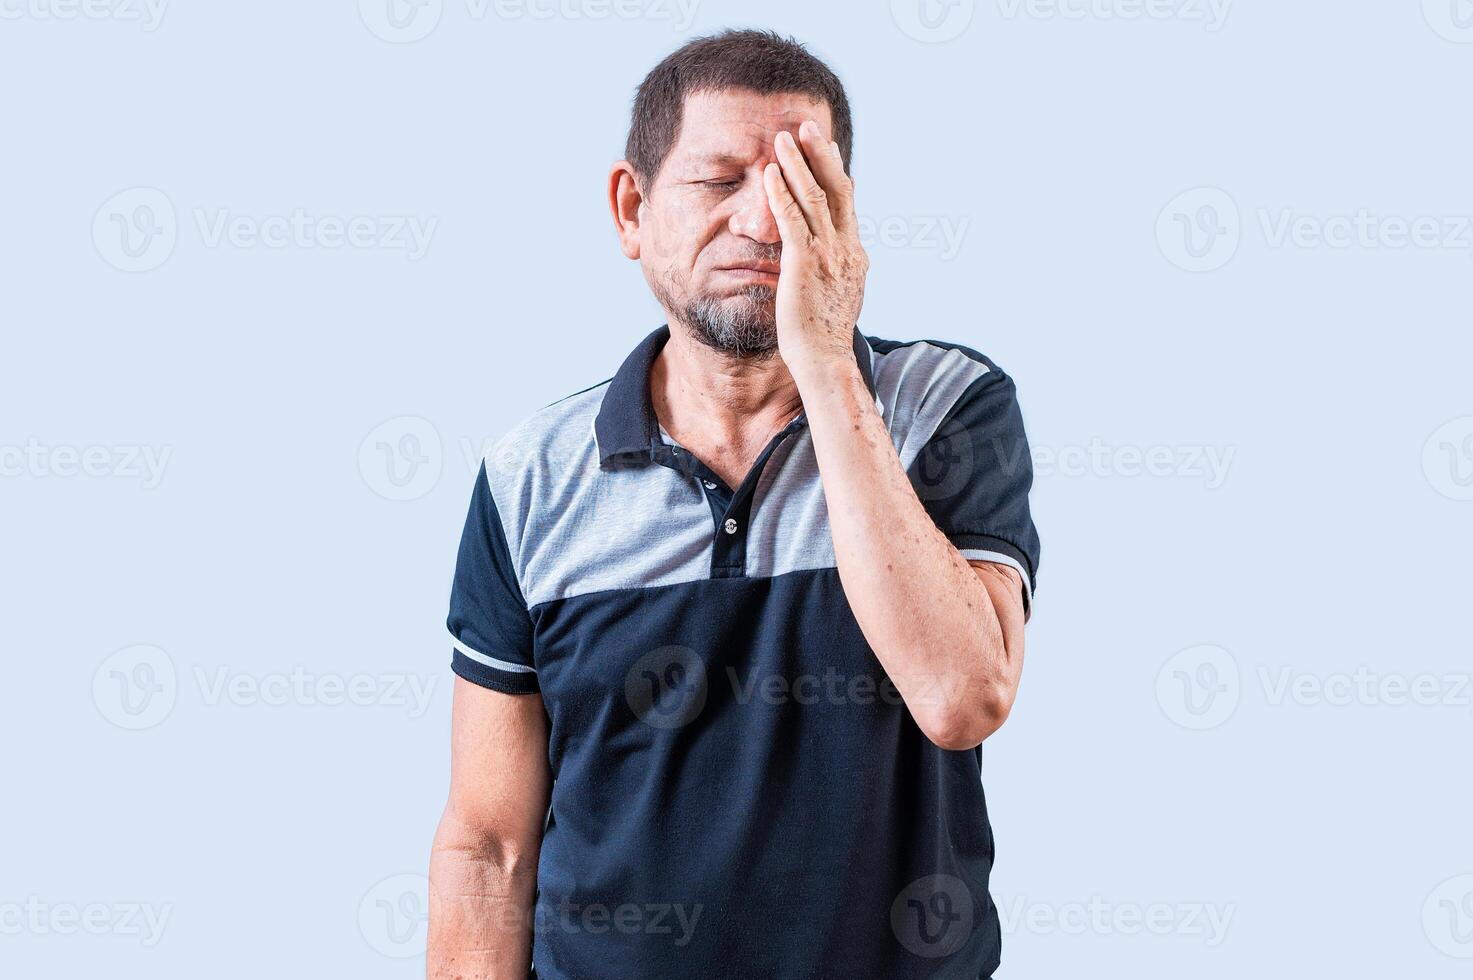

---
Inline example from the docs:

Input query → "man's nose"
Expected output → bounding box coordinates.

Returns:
[727,180,781,245]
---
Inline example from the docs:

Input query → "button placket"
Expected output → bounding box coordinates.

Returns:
[651,414,807,580]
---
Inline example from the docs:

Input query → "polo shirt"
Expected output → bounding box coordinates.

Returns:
[446,325,1041,980]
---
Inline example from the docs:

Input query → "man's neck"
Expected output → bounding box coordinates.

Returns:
[649,323,805,487]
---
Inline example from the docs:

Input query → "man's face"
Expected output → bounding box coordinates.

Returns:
[636,88,835,358]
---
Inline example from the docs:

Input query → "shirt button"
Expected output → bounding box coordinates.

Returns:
[703,480,717,490]
[723,518,738,535]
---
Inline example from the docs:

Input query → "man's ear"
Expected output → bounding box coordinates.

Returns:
[608,161,644,260]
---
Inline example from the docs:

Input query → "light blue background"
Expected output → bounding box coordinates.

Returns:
[3,1,1472,976]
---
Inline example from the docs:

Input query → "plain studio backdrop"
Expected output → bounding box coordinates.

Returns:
[2,1,1471,976]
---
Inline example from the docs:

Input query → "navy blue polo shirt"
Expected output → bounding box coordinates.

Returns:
[446,325,1040,979]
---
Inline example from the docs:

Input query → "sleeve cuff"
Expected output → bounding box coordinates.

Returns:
[953,534,1036,619]
[450,634,539,695]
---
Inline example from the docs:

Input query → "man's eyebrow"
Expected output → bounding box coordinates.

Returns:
[681,152,751,171]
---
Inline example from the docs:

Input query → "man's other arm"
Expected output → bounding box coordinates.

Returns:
[427,677,550,979]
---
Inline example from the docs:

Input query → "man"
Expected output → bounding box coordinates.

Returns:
[429,30,1040,980]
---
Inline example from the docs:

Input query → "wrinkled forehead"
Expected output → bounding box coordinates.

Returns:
[665,88,833,176]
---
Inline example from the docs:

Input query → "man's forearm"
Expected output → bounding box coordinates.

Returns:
[793,354,1013,748]
[757,119,1016,748]
[427,811,540,979]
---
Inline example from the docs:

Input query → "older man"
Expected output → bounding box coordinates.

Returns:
[429,29,1040,980]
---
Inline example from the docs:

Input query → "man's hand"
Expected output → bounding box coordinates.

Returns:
[762,120,870,379]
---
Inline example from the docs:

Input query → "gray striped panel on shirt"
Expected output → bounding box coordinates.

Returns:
[483,385,713,610]
[487,341,992,607]
[745,341,991,579]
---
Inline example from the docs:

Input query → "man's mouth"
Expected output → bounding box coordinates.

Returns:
[717,263,781,278]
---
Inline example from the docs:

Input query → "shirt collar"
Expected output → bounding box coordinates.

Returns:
[595,324,880,466]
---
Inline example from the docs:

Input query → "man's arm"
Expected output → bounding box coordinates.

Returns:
[427,677,550,979]
[762,122,1028,751]
[792,351,1026,751]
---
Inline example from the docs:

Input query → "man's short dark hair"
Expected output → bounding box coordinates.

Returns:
[624,29,854,188]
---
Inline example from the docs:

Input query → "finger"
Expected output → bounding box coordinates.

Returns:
[762,161,814,253]
[773,129,835,240]
[797,120,857,237]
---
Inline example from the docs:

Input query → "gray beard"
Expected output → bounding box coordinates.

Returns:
[652,278,778,360]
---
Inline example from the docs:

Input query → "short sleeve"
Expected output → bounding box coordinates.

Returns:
[445,462,539,694]
[908,366,1042,618]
